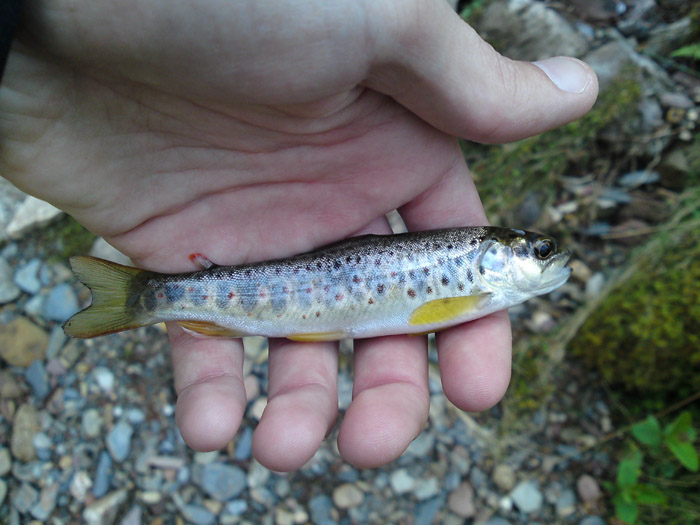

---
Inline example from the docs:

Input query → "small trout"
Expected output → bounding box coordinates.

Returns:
[63,227,571,340]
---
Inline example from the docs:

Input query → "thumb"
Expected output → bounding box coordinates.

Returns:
[364,0,598,143]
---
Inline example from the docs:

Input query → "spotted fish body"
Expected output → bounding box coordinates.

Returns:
[63,227,572,340]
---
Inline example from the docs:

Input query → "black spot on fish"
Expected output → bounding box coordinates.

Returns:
[377,284,385,294]
[317,262,323,270]
[165,282,184,302]
[467,269,473,283]
[375,258,381,266]
[479,265,485,275]
[447,244,454,250]
[142,289,157,311]
[458,283,465,291]
[469,238,479,246]
[189,284,206,306]
[454,257,464,267]
[427,286,433,294]
[356,256,361,264]
[333,260,342,270]
[441,276,449,286]
[423,267,430,275]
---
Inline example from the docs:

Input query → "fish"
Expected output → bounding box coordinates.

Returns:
[63,227,572,340]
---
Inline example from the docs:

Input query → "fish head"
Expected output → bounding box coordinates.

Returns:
[477,229,572,298]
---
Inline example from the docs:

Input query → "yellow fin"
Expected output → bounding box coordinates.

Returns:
[178,320,243,338]
[287,331,347,342]
[63,256,148,338]
[408,294,491,326]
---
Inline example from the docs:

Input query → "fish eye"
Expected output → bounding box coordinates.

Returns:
[533,238,555,260]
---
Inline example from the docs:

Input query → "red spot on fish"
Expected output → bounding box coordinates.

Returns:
[259,291,266,298]
[174,284,179,289]
[427,286,433,294]
[201,295,208,300]
[188,287,194,293]
[228,292,235,299]
[407,288,416,298]
[306,287,312,294]
[302,314,307,319]
[368,298,374,304]
[316,311,321,317]
[458,284,465,291]
[157,293,164,299]
[324,285,331,293]
[277,314,282,318]
[353,275,362,283]
[283,286,289,293]
[335,294,344,301]
[391,271,398,278]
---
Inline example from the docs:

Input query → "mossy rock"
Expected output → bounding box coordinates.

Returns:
[569,215,700,397]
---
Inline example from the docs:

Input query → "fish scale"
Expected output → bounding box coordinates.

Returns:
[63,227,572,340]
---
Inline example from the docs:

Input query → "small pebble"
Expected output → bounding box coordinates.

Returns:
[234,427,253,461]
[82,408,103,438]
[0,479,6,507]
[25,359,50,400]
[585,273,605,300]
[32,432,52,461]
[390,469,416,494]
[511,481,543,514]
[405,432,436,456]
[224,499,248,517]
[0,447,11,476]
[119,505,143,525]
[493,464,516,492]
[92,451,113,498]
[308,494,334,524]
[70,471,93,502]
[93,366,116,392]
[0,257,21,304]
[556,489,577,517]
[30,482,59,521]
[579,516,605,525]
[196,463,247,501]
[248,396,267,421]
[576,474,601,503]
[12,482,38,514]
[414,477,440,501]
[332,483,363,509]
[44,283,80,322]
[447,482,476,518]
[11,403,40,462]
[14,258,42,294]
[83,489,128,525]
[106,420,134,462]
[180,504,216,525]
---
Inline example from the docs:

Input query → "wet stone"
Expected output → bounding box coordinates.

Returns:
[106,420,134,462]
[181,504,216,525]
[195,463,247,501]
[93,450,113,498]
[44,283,80,322]
[511,481,543,514]
[0,257,21,304]
[0,317,48,367]
[332,483,363,509]
[14,258,42,294]
[11,404,40,462]
[12,482,39,514]
[25,359,50,400]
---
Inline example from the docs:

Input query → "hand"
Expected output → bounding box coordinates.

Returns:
[0,0,597,470]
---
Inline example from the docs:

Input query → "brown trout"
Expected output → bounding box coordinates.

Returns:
[63,227,571,340]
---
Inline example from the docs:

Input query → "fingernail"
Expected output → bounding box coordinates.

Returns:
[533,57,591,94]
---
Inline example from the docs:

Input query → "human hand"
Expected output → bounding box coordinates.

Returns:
[0,0,597,470]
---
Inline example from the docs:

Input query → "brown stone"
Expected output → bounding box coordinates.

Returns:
[448,482,476,518]
[11,403,40,462]
[0,318,48,367]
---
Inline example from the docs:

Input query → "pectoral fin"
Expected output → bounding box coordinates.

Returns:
[177,320,243,338]
[408,294,491,326]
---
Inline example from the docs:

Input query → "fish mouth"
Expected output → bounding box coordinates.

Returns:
[536,249,572,294]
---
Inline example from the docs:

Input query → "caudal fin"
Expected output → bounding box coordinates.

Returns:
[63,256,149,338]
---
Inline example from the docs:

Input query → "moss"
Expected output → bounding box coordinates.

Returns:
[40,215,97,260]
[462,70,642,218]
[569,206,700,400]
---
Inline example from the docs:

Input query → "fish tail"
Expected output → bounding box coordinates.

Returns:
[63,256,150,338]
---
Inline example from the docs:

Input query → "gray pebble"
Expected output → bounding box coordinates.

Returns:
[274,478,291,498]
[181,504,216,525]
[389,469,416,494]
[414,477,440,501]
[93,366,115,392]
[119,505,142,525]
[414,496,444,525]
[511,480,543,514]
[196,463,247,501]
[30,482,59,521]
[469,466,487,489]
[0,257,21,304]
[247,460,271,489]
[234,426,253,461]
[106,421,134,462]
[25,360,50,401]
[92,451,113,498]
[579,517,605,525]
[308,494,334,524]
[46,325,67,359]
[224,499,248,516]
[12,482,38,514]
[44,283,80,322]
[556,488,577,517]
[405,432,435,457]
[125,408,146,425]
[0,479,6,507]
[0,447,11,476]
[14,259,42,294]
[82,408,103,438]
[32,432,52,461]
[23,294,45,316]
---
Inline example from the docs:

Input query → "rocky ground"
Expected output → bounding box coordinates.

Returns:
[1,0,698,524]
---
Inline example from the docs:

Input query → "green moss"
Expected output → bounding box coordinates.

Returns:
[462,70,642,218]
[569,208,700,400]
[41,215,97,260]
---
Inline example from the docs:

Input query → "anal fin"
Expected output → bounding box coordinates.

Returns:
[287,331,347,342]
[408,294,491,326]
[178,320,243,338]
